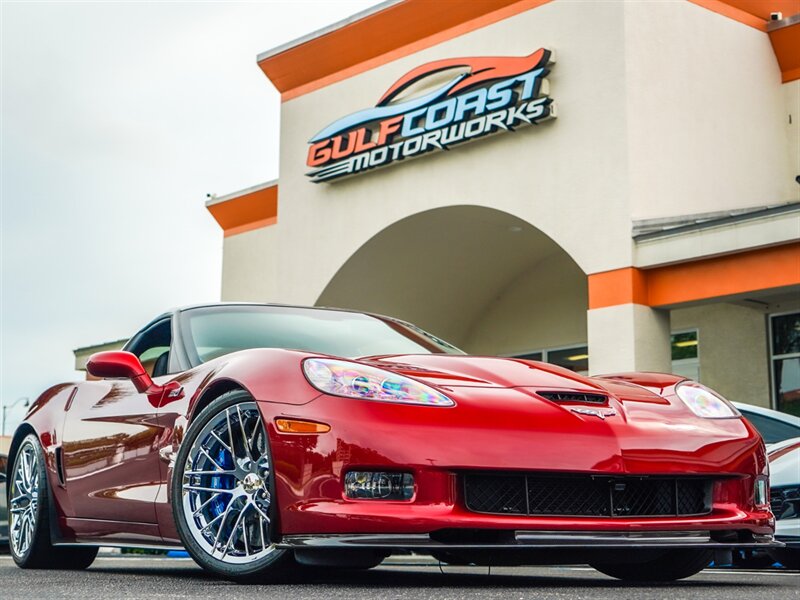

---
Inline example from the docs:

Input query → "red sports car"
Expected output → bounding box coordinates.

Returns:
[6,304,777,581]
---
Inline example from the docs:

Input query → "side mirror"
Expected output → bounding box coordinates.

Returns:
[86,351,154,394]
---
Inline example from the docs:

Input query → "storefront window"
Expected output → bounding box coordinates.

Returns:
[671,330,699,382]
[771,313,800,416]
[513,346,588,375]
[547,347,589,374]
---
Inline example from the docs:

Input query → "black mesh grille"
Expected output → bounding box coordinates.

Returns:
[771,489,785,518]
[464,475,527,514]
[527,476,608,516]
[771,486,800,521]
[464,473,713,517]
[537,392,608,404]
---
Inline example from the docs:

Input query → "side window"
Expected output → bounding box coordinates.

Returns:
[127,319,172,377]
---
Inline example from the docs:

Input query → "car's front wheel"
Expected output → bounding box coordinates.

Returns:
[9,434,97,569]
[590,548,712,581]
[172,391,298,582]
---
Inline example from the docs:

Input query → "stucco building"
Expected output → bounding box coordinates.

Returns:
[91,1,800,413]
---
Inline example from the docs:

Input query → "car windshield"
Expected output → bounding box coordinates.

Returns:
[180,305,464,365]
[739,410,800,445]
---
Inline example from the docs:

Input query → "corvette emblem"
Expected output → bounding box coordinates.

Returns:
[570,407,617,420]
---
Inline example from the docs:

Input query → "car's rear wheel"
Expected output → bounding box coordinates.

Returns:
[590,548,712,581]
[172,391,298,582]
[9,434,97,569]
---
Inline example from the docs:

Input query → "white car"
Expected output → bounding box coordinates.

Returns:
[733,403,800,444]
[766,437,800,569]
[733,403,800,569]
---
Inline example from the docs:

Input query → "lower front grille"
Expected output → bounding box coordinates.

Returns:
[464,473,713,518]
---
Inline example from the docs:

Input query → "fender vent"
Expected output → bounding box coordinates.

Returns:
[538,391,608,404]
[55,446,66,487]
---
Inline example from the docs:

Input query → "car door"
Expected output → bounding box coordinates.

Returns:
[60,318,173,524]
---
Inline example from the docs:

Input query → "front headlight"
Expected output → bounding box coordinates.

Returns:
[303,358,455,407]
[675,381,739,419]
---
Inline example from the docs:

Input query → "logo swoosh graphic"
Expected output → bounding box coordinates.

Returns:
[308,74,466,143]
[377,49,548,106]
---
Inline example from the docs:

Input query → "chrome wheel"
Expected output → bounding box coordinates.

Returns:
[180,402,275,564]
[10,441,39,557]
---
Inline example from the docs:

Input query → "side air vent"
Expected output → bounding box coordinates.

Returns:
[55,446,66,487]
[538,391,608,404]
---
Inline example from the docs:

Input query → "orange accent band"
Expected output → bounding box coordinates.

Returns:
[687,0,767,31]
[589,243,800,309]
[645,243,800,307]
[275,418,331,434]
[769,21,800,83]
[588,268,649,310]
[206,185,278,237]
[259,0,554,102]
[716,0,800,22]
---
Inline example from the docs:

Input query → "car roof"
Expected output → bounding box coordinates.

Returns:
[732,402,800,427]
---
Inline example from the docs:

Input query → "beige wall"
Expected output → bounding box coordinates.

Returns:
[670,303,770,407]
[624,1,797,220]
[588,303,672,375]
[463,250,587,355]
[784,80,800,186]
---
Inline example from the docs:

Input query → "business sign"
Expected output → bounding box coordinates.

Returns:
[305,49,555,183]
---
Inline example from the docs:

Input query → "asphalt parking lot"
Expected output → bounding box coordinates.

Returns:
[0,555,796,600]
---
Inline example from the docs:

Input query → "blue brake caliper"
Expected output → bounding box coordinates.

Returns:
[209,445,233,517]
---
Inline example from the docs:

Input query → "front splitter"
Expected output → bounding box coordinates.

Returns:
[279,530,781,550]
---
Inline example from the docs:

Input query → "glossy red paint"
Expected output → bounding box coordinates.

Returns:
[13,332,773,550]
[87,351,153,392]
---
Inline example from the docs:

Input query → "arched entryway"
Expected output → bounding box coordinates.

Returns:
[316,206,588,365]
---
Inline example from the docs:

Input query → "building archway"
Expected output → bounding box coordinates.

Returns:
[316,205,587,359]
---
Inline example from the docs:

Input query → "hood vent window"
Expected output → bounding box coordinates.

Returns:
[538,391,608,404]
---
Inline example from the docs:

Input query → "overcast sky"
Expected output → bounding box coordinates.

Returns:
[1,0,382,433]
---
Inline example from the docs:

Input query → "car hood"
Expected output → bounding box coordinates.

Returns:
[302,354,756,474]
[361,354,671,403]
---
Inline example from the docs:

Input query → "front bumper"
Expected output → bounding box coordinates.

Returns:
[262,389,772,540]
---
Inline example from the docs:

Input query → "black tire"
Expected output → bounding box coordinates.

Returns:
[171,390,300,583]
[590,548,712,582]
[8,434,98,570]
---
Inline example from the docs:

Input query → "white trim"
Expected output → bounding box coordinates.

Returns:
[633,210,800,269]
[205,180,278,208]
[256,1,403,63]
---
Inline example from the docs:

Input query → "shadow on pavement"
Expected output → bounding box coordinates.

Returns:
[87,563,776,590]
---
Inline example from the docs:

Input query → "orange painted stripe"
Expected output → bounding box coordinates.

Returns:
[589,243,800,309]
[646,243,800,307]
[769,21,800,83]
[259,0,554,102]
[687,0,767,30]
[717,0,800,21]
[206,185,278,237]
[588,267,648,310]
[262,0,800,100]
